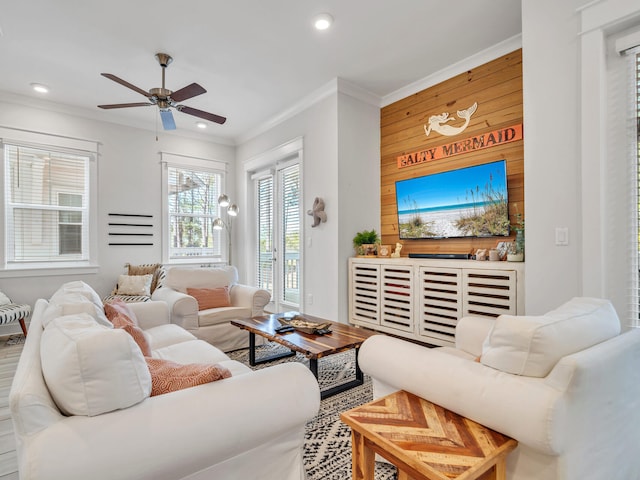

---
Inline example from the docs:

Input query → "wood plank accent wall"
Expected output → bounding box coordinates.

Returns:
[380,49,523,256]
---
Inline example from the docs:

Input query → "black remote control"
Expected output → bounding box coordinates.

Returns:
[275,325,295,333]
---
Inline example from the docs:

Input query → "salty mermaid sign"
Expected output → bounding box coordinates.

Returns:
[397,123,522,169]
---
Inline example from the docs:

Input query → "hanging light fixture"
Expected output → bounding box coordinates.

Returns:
[214,194,238,264]
[218,194,230,207]
[213,218,225,229]
[227,204,239,217]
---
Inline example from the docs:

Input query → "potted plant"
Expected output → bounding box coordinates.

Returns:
[508,205,524,262]
[352,229,380,257]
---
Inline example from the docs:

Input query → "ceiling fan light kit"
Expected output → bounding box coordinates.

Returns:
[98,53,226,131]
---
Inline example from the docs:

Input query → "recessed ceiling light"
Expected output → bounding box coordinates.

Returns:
[30,83,49,94]
[313,13,333,31]
[195,121,207,129]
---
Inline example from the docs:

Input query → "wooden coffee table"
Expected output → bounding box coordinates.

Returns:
[231,313,376,399]
[340,390,518,480]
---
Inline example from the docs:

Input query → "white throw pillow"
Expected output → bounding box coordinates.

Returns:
[41,314,151,416]
[0,291,11,305]
[50,280,103,308]
[164,266,238,293]
[44,292,112,329]
[116,274,153,296]
[481,297,621,377]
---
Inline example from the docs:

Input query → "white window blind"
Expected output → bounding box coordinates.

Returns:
[256,175,274,294]
[634,50,640,327]
[167,165,223,260]
[280,164,300,305]
[3,143,90,264]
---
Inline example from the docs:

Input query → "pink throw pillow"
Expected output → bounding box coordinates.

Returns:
[104,298,139,326]
[145,358,232,396]
[187,286,231,310]
[109,312,152,357]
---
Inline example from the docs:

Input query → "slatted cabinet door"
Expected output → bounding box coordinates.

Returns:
[380,265,414,333]
[348,258,523,347]
[463,269,517,318]
[417,266,462,346]
[350,262,381,326]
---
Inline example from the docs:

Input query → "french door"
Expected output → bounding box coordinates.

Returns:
[255,160,302,312]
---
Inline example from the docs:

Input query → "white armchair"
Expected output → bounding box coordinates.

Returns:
[359,297,640,480]
[152,266,270,352]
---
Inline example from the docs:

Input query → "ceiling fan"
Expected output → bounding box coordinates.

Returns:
[98,53,226,130]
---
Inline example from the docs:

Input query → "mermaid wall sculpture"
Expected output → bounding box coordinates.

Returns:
[307,197,327,227]
[424,102,478,137]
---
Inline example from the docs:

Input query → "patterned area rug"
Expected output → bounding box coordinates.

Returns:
[5,334,26,346]
[228,343,397,480]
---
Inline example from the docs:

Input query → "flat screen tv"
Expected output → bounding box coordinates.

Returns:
[395,159,509,240]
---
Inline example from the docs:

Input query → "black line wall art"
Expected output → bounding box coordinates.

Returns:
[107,213,154,246]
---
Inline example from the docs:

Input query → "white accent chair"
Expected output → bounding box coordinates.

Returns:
[152,266,270,352]
[359,297,640,480]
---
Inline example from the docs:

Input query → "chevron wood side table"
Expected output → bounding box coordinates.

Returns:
[340,390,518,480]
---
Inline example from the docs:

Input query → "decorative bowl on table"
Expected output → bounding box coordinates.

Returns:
[277,315,331,334]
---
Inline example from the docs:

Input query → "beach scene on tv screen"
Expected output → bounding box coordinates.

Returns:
[395,160,509,239]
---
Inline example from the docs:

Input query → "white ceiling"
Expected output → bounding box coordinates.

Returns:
[0,1,522,144]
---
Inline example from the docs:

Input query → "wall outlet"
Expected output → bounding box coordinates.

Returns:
[306,293,314,305]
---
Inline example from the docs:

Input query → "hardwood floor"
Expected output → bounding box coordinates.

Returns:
[0,337,24,479]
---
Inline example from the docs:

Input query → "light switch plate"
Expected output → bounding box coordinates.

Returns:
[555,227,569,246]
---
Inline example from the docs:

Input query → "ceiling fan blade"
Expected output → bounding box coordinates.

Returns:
[98,102,152,109]
[160,110,177,130]
[177,105,227,125]
[170,83,206,102]
[101,73,151,98]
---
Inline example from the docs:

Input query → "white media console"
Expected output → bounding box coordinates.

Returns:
[348,257,525,347]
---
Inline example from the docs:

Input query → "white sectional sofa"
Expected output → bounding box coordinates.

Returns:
[152,266,270,352]
[10,282,320,480]
[359,297,640,480]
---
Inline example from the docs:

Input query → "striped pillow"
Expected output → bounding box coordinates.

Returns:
[187,286,231,310]
[146,358,231,396]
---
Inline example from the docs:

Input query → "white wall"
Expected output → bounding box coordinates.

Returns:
[0,96,234,334]
[523,0,640,320]
[337,91,381,323]
[235,85,379,323]
[521,0,582,314]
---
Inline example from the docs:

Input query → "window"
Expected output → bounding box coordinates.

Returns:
[58,193,83,255]
[3,143,91,266]
[254,160,301,310]
[256,175,274,292]
[165,164,224,261]
[280,164,301,305]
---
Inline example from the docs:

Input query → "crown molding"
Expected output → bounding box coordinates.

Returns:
[235,79,338,145]
[381,34,523,107]
[236,77,381,145]
[336,78,381,106]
